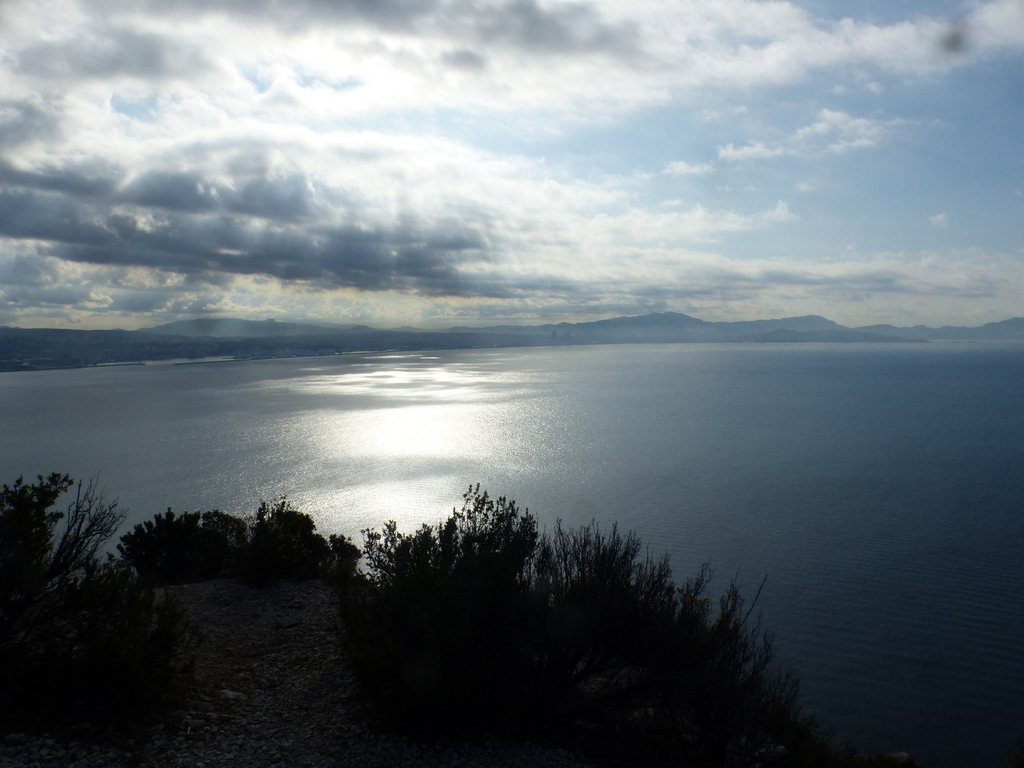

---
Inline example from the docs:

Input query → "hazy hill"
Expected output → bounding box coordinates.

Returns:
[856,317,1024,340]
[3,313,1023,371]
[137,312,1024,343]
[451,313,879,342]
[145,318,373,337]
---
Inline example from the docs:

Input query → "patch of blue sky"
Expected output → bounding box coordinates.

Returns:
[797,0,972,26]
[295,73,360,91]
[110,93,161,122]
[239,66,361,98]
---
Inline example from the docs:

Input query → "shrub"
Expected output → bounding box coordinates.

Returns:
[325,532,361,584]
[118,499,358,587]
[653,571,798,766]
[236,497,332,585]
[339,485,798,763]
[531,521,680,724]
[344,486,540,728]
[0,474,195,727]
[118,508,241,584]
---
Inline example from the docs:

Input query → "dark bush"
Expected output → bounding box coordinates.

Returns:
[118,499,357,587]
[339,485,798,763]
[344,485,540,728]
[325,532,362,584]
[0,474,195,727]
[1009,742,1024,768]
[652,571,798,766]
[201,508,248,550]
[531,521,680,725]
[236,497,332,585]
[118,508,240,584]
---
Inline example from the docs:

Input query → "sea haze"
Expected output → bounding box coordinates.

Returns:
[1,342,1022,767]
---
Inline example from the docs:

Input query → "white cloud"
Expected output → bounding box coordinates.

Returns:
[718,142,788,161]
[930,212,949,229]
[719,108,900,161]
[967,0,1024,50]
[663,160,714,175]
[794,109,893,152]
[2,0,1012,124]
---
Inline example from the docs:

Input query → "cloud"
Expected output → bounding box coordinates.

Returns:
[930,212,949,229]
[0,99,62,148]
[719,108,900,161]
[1,0,1023,329]
[793,109,893,152]
[24,209,486,297]
[440,49,487,70]
[967,0,1024,50]
[83,0,642,59]
[14,26,214,83]
[663,160,714,176]
[2,0,1010,124]
[116,168,318,221]
[0,159,118,197]
[0,117,801,310]
[717,142,789,162]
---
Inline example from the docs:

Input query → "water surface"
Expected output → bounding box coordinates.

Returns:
[2,342,1022,767]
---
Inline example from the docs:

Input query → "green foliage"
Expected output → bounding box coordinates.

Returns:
[0,474,195,727]
[339,484,799,764]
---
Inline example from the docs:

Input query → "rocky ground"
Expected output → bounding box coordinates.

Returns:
[0,579,594,768]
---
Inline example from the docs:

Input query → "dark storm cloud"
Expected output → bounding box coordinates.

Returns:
[115,167,318,221]
[441,49,487,70]
[0,283,101,309]
[105,289,186,313]
[0,252,105,313]
[0,184,492,296]
[104,0,440,32]
[0,100,62,148]
[117,171,219,213]
[0,189,113,247]
[86,0,639,58]
[0,159,119,198]
[227,175,317,222]
[0,253,57,287]
[468,0,640,56]
[15,27,214,81]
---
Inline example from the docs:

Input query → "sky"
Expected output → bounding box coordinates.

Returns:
[0,0,1022,330]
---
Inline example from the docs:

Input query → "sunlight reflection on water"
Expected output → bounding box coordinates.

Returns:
[251,352,591,533]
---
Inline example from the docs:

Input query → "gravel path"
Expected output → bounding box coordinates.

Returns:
[1,579,594,768]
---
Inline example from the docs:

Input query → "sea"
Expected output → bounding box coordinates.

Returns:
[2,341,1022,767]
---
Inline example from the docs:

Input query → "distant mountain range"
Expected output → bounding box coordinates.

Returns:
[143,318,374,337]
[3,313,1023,372]
[144,312,1024,342]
